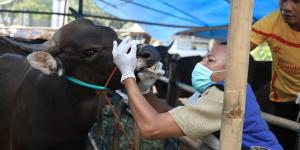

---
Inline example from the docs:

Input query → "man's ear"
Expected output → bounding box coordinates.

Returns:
[26,51,59,75]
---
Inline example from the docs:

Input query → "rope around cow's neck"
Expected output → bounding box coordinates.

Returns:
[64,75,109,91]
[65,66,134,149]
[96,66,134,149]
[64,66,118,92]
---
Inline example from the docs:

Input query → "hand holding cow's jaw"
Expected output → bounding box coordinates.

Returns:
[137,62,165,94]
[112,36,138,83]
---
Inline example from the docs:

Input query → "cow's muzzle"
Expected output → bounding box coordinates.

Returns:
[136,44,161,70]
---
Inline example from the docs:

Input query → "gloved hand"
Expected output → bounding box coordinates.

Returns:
[137,61,165,94]
[112,36,137,83]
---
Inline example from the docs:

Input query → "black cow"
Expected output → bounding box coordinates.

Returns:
[0,19,160,150]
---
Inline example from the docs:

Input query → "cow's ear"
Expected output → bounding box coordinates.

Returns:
[26,51,58,75]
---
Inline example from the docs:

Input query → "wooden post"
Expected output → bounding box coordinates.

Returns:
[78,0,83,15]
[220,0,253,150]
[112,103,123,150]
[133,123,141,150]
[95,97,106,144]
[166,54,180,106]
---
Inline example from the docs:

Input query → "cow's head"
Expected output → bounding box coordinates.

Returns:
[5,19,160,89]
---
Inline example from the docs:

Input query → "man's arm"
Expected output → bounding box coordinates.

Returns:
[124,78,184,139]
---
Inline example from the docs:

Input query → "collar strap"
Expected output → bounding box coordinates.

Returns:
[64,75,109,91]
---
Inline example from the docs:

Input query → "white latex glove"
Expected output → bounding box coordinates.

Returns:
[112,36,137,83]
[138,61,165,94]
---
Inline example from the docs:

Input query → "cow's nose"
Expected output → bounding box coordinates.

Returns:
[137,44,161,67]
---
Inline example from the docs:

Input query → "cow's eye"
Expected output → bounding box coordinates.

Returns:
[84,49,97,57]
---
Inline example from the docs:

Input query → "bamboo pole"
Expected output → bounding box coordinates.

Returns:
[220,0,254,150]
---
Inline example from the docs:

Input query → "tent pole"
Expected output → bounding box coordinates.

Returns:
[220,0,253,150]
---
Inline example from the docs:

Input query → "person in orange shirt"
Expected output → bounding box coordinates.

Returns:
[250,0,300,149]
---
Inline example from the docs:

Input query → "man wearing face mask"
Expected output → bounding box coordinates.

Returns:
[250,0,300,149]
[112,39,282,149]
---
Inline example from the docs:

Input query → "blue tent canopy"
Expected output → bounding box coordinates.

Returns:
[93,0,278,41]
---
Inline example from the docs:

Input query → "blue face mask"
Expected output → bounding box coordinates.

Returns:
[191,63,215,93]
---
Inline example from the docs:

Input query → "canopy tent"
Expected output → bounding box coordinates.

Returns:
[93,0,278,42]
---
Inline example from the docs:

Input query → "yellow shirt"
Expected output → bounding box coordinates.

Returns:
[251,10,300,102]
